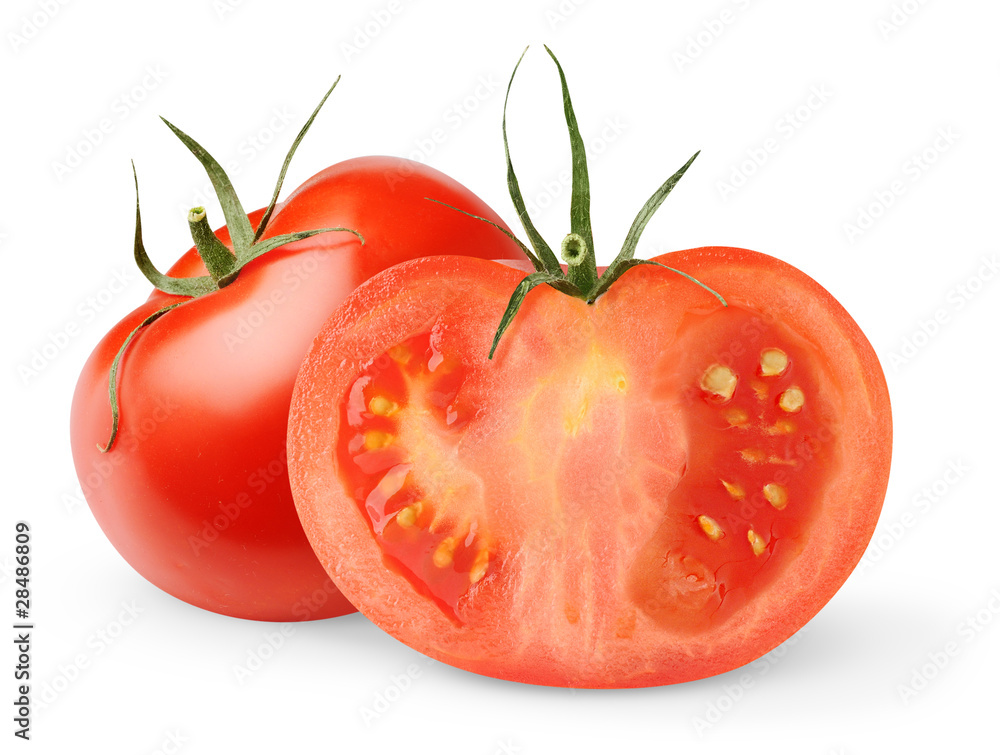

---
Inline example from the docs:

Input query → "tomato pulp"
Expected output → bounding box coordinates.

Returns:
[289,248,891,685]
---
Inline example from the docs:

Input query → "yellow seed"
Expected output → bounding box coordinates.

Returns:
[701,364,738,401]
[614,373,628,393]
[778,386,805,413]
[697,515,724,541]
[763,483,788,510]
[759,348,789,377]
[768,455,799,466]
[748,529,767,556]
[363,430,394,450]
[396,501,423,529]
[433,537,457,568]
[469,548,490,583]
[724,407,749,427]
[767,419,796,435]
[721,480,745,500]
[740,448,765,463]
[368,396,398,417]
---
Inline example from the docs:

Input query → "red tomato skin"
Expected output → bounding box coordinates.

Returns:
[288,248,891,684]
[71,156,525,622]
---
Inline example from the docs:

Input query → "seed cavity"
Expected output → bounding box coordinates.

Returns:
[701,364,738,401]
[747,529,767,556]
[368,396,398,417]
[778,386,805,413]
[364,430,394,450]
[697,515,724,541]
[433,537,457,568]
[469,548,490,583]
[763,483,788,510]
[721,479,745,500]
[740,448,765,463]
[759,348,789,377]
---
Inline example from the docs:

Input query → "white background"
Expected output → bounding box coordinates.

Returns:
[3,0,999,752]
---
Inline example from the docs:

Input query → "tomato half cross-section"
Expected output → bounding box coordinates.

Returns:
[287,50,891,685]
[70,80,526,622]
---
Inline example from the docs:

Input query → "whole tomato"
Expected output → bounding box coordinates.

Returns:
[70,82,525,622]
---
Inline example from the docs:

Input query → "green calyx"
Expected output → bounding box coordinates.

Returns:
[431,46,726,359]
[101,78,364,453]
[132,77,363,299]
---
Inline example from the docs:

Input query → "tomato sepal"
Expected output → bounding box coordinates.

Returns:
[434,46,725,357]
[104,79,365,453]
[97,300,185,452]
[489,270,581,358]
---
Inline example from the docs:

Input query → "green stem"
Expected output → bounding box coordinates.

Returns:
[560,233,596,294]
[188,207,238,286]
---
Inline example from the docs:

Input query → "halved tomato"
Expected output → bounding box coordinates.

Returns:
[290,47,891,686]
[287,248,891,687]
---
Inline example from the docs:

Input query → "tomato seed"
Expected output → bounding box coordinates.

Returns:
[778,386,805,413]
[721,479,745,500]
[763,483,788,510]
[697,515,724,541]
[701,364,738,401]
[747,530,767,556]
[759,348,789,377]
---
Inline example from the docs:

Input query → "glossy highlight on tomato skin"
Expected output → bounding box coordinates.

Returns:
[289,248,891,686]
[71,157,526,622]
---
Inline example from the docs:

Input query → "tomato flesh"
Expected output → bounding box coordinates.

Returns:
[289,249,891,685]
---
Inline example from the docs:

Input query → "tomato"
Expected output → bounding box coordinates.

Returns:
[286,49,891,685]
[287,249,891,685]
[70,88,526,622]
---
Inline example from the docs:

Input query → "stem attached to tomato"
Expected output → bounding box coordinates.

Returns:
[187,207,237,286]
[101,79,364,453]
[560,232,596,293]
[428,46,727,359]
